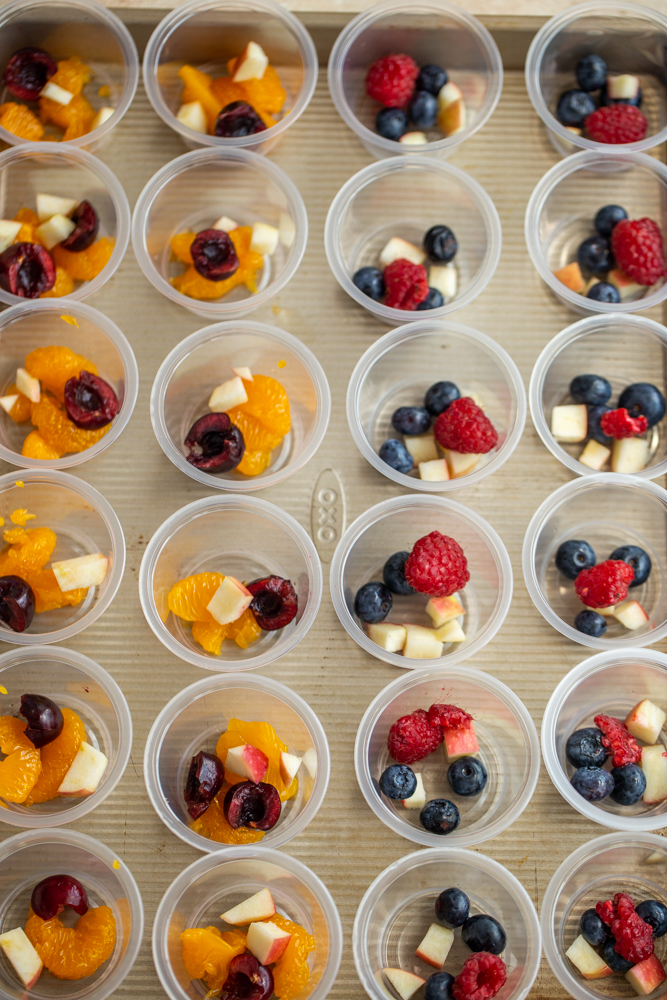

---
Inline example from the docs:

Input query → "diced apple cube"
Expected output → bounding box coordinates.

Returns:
[36,193,77,221]
[419,458,449,481]
[207,576,252,625]
[0,927,43,988]
[404,433,438,464]
[613,600,649,630]
[402,772,425,809]
[279,212,296,248]
[41,81,73,105]
[379,236,425,268]
[641,744,667,804]
[176,100,207,133]
[58,741,108,796]
[426,595,465,627]
[438,99,466,136]
[16,367,40,403]
[302,746,317,778]
[565,126,582,136]
[429,264,457,301]
[586,605,616,616]
[554,261,585,293]
[209,375,248,412]
[247,920,292,965]
[399,131,428,144]
[437,81,463,109]
[91,106,115,130]
[626,953,667,996]
[279,751,302,786]
[607,74,640,100]
[434,619,466,643]
[0,395,18,415]
[444,723,479,761]
[36,213,76,250]
[233,41,269,82]
[579,439,610,470]
[221,888,276,925]
[0,219,21,253]
[226,743,269,783]
[52,553,108,592]
[367,621,407,652]
[415,923,454,968]
[232,366,253,382]
[608,267,642,301]
[213,215,239,232]
[611,436,649,474]
[250,222,279,256]
[551,404,588,443]
[382,968,426,1000]
[444,449,481,478]
[566,934,614,980]
[625,699,666,745]
[403,624,443,659]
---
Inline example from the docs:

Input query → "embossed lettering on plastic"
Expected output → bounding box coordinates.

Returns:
[310,468,346,563]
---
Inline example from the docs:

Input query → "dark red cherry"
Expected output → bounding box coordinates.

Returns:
[20,694,64,748]
[3,47,57,101]
[59,200,99,252]
[247,576,298,631]
[31,875,88,921]
[184,413,245,473]
[64,370,118,430]
[214,101,267,138]
[191,229,239,281]
[0,576,35,633]
[222,953,274,1000]
[223,780,281,831]
[0,242,55,298]
[184,750,224,820]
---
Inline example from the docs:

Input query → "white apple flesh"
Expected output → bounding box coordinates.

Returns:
[402,624,443,659]
[208,375,248,412]
[444,449,481,478]
[58,741,108,796]
[415,923,454,968]
[302,747,317,778]
[41,81,73,105]
[36,212,76,250]
[176,100,207,133]
[0,927,43,988]
[579,439,610,470]
[551,404,588,443]
[52,552,109,592]
[640,744,667,803]
[250,222,279,256]
[225,743,269,783]
[399,131,428,144]
[367,622,406,653]
[613,600,649,630]
[429,264,457,301]
[382,968,426,1000]
[213,215,239,232]
[279,212,296,248]
[607,74,640,100]
[438,99,466,136]
[91,106,114,130]
[0,395,18,415]
[611,436,649,474]
[233,41,269,82]
[232,366,253,382]
[246,920,292,965]
[434,619,466,642]
[279,750,302,786]
[626,953,667,996]
[426,595,465,627]
[221,888,276,925]
[402,772,425,808]
[404,433,438,464]
[0,219,21,253]
[625,699,666,745]
[206,576,253,625]
[16,367,40,403]
[36,193,77,222]
[566,934,614,979]
[379,236,425,268]
[419,458,449,481]
[437,81,463,109]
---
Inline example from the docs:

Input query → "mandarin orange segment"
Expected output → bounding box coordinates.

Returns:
[178,64,222,132]
[53,238,114,282]
[5,384,33,423]
[39,92,95,141]
[171,226,263,301]
[24,707,85,805]
[46,56,91,96]
[0,102,44,141]
[0,525,56,575]
[227,608,261,649]
[30,394,109,454]
[26,568,87,614]
[235,448,273,477]
[190,789,264,844]
[25,346,98,401]
[25,905,116,980]
[0,716,42,803]
[171,231,195,265]
[210,75,247,109]
[21,430,63,461]
[14,208,39,225]
[217,718,294,799]
[272,913,316,1000]
[232,374,291,437]
[239,66,286,117]
[191,618,228,656]
[226,408,284,453]
[181,926,247,989]
[168,572,225,622]
[41,266,75,299]
[13,208,40,246]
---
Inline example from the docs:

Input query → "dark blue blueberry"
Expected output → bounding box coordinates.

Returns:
[424,381,460,416]
[570,765,614,801]
[574,610,607,638]
[636,900,667,938]
[379,438,413,474]
[376,106,408,141]
[424,971,455,1000]
[588,405,613,445]
[420,798,460,835]
[601,936,634,973]
[580,908,609,947]
[417,64,448,96]
[462,914,506,955]
[409,90,438,128]
[353,266,385,301]
[577,235,613,276]
[600,83,642,107]
[354,581,392,623]
[587,281,620,303]
[435,887,470,927]
[424,225,458,263]
[447,756,487,796]
[618,383,666,429]
[566,727,608,767]
[417,287,445,310]
[556,89,596,126]
[576,54,607,91]
[570,374,612,406]
[383,551,415,595]
[610,763,646,805]
[609,545,652,588]
[555,539,596,579]
[594,204,628,238]
[392,405,431,436]
[379,763,417,799]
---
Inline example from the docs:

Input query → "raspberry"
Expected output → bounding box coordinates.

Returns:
[383,258,429,310]
[596,893,654,964]
[611,218,666,286]
[434,397,498,454]
[365,53,419,108]
[428,703,473,729]
[584,104,648,144]
[600,407,648,439]
[574,559,634,609]
[594,714,642,767]
[387,708,443,764]
[404,531,470,597]
[453,953,507,1000]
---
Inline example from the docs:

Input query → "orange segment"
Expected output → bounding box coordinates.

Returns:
[4,384,32,424]
[210,76,247,110]
[27,568,87,615]
[190,790,264,844]
[0,525,56,575]
[170,231,195,265]
[0,102,44,141]
[236,449,273,477]
[227,608,261,649]
[0,716,42,803]
[191,618,229,655]
[181,926,247,990]
[230,374,291,437]
[53,238,114,282]
[41,266,75,298]
[216,718,296,801]
[21,430,63,461]
[30,394,109,454]
[25,905,116,980]
[227,408,284,453]
[45,56,91,96]
[25,346,98,401]
[168,572,225,622]
[24,707,85,805]
[39,93,95,141]
[171,226,263,301]
[272,914,316,1000]
[178,64,222,132]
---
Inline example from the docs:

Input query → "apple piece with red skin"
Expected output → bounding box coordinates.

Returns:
[221,888,276,925]
[232,41,269,82]
[613,600,649,630]
[566,935,614,980]
[626,953,667,996]
[415,923,454,968]
[641,744,667,804]
[207,576,253,625]
[57,741,108,796]
[31,874,88,920]
[246,920,292,965]
[279,750,302,786]
[402,772,425,809]
[0,927,43,988]
[625,699,666,745]
[426,595,465,628]
[382,968,426,1000]
[226,743,269,784]
[444,721,480,761]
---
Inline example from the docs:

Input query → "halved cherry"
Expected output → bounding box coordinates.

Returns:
[0,575,35,633]
[60,201,99,252]
[31,875,88,921]
[184,413,244,473]
[64,370,118,430]
[223,780,281,830]
[0,243,56,298]
[184,750,224,820]
[20,693,64,748]
[222,954,273,1000]
[3,47,57,101]
[191,229,239,281]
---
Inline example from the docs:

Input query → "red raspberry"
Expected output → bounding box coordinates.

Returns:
[574,559,634,609]
[611,218,666,286]
[584,104,648,144]
[387,708,443,764]
[428,703,473,729]
[594,714,642,767]
[434,397,499,455]
[600,407,648,439]
[365,53,419,108]
[596,893,654,964]
[404,531,470,597]
[383,258,429,310]
[453,953,507,1000]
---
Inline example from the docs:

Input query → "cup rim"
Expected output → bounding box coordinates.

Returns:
[355,666,541,847]
[347,319,526,491]
[142,0,318,150]
[150,320,331,491]
[524,149,667,315]
[138,493,323,671]
[324,155,502,323]
[327,0,503,157]
[143,672,330,853]
[525,0,667,155]
[522,472,667,649]
[152,845,343,1000]
[131,146,308,317]
[329,494,513,669]
[353,846,542,1000]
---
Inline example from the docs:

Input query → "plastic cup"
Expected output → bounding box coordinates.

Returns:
[330,494,513,669]
[139,494,322,672]
[541,832,667,1000]
[0,830,142,1000]
[524,150,667,316]
[0,469,125,645]
[142,0,318,153]
[522,473,667,650]
[325,156,501,325]
[347,320,525,491]
[144,673,329,853]
[542,648,667,832]
[0,300,138,471]
[132,147,307,321]
[525,1,667,159]
[151,321,330,491]
[0,0,138,151]
[355,666,540,847]
[328,0,502,160]
[354,848,541,1000]
[152,847,342,1000]
[0,645,131,829]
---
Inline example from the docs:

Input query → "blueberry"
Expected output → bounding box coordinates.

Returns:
[417,287,445,310]
[577,235,613,276]
[409,90,438,128]
[587,281,620,303]
[417,64,448,96]
[435,887,470,927]
[574,610,607,638]
[424,381,460,416]
[555,539,596,579]
[424,971,455,1000]
[379,764,417,799]
[447,757,487,796]
[594,204,628,238]
[556,89,597,126]
[570,766,614,801]
[566,728,608,768]
[618,382,666,428]
[379,438,414,474]
[580,908,609,947]
[610,763,646,805]
[376,106,408,141]
[569,374,612,406]
[588,405,613,445]
[462,914,506,955]
[383,551,415,595]
[392,405,431,436]
[576,54,607,92]
[609,545,652,588]
[636,900,667,938]
[424,225,458,264]
[353,266,385,301]
[600,83,642,108]
[354,581,392,623]
[420,799,460,835]
[601,936,634,973]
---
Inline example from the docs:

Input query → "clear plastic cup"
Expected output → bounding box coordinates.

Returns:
[131,147,307,321]
[0,300,138,471]
[330,494,513,669]
[0,828,143,1000]
[0,143,130,307]
[522,473,667,650]
[542,648,667,833]
[139,494,322,671]
[325,156,501,325]
[347,320,525,491]
[0,645,132,828]
[525,1,667,159]
[355,666,540,847]
[354,848,541,1000]
[152,847,342,1000]
[0,0,139,151]
[327,0,503,160]
[524,150,667,316]
[541,832,667,1000]
[151,321,330,491]
[530,314,667,480]
[144,673,329,853]
[142,0,318,153]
